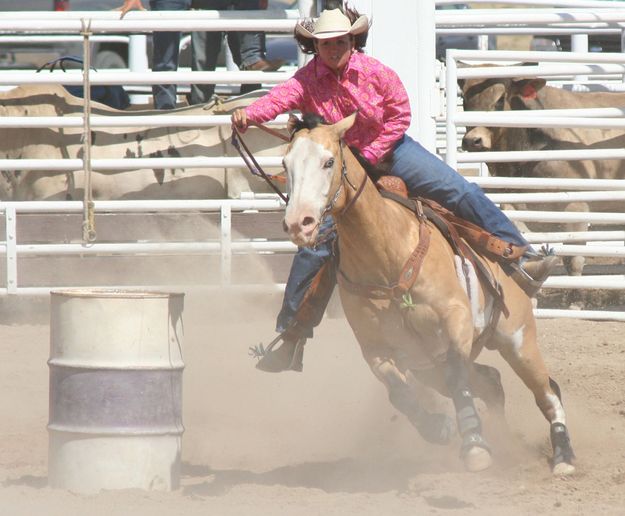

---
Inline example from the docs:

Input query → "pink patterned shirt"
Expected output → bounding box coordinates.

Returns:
[244,51,411,164]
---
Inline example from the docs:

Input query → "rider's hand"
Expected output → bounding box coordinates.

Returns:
[116,0,146,19]
[231,108,249,133]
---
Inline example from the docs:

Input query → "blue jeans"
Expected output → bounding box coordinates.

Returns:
[190,0,265,103]
[276,217,336,335]
[276,135,529,335]
[150,0,192,109]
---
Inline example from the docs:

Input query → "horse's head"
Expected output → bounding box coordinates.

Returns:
[282,112,357,246]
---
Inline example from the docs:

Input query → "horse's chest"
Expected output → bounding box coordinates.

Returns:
[347,298,449,371]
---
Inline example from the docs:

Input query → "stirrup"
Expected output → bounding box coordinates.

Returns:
[249,333,306,373]
[510,247,558,298]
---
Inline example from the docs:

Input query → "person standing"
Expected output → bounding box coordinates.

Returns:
[119,0,191,109]
[189,0,283,104]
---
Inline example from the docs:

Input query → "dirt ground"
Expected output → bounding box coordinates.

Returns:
[0,286,624,516]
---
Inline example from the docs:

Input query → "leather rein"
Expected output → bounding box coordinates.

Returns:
[232,124,430,301]
[231,123,289,203]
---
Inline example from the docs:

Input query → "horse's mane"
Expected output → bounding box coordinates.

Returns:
[292,112,387,181]
[291,113,328,134]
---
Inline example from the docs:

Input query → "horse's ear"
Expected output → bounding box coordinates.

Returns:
[287,113,301,137]
[333,111,358,138]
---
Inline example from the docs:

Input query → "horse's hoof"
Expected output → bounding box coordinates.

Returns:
[463,446,493,472]
[552,462,575,477]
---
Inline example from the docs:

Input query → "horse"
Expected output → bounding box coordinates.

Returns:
[280,113,576,474]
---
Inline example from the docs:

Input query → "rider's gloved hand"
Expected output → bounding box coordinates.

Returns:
[231,108,249,132]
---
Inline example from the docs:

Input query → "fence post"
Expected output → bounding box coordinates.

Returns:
[5,205,17,294]
[445,50,458,169]
[220,204,232,285]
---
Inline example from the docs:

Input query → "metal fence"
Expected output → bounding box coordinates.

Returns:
[0,5,623,320]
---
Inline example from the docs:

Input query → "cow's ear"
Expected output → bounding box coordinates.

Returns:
[512,77,546,88]
[510,78,546,101]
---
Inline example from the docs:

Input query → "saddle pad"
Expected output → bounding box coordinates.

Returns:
[454,255,488,333]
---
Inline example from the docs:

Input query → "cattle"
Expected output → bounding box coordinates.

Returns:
[0,84,288,201]
[460,75,625,277]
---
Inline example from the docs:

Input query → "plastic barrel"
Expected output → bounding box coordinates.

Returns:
[48,289,184,493]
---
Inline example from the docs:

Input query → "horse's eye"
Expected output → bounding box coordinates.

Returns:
[324,158,335,169]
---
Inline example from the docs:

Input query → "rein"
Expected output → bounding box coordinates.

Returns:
[248,120,290,142]
[231,124,289,203]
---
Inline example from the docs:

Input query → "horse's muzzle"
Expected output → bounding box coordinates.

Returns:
[283,213,319,247]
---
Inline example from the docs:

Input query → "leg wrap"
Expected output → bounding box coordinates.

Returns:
[453,388,482,436]
[445,352,489,456]
[550,422,575,466]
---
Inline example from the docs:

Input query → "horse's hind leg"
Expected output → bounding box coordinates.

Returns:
[470,362,506,420]
[498,325,576,476]
[445,349,493,472]
[368,357,455,445]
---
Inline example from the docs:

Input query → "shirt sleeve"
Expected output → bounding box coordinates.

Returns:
[244,74,306,124]
[359,66,411,164]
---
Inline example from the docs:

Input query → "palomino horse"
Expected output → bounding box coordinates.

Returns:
[281,113,575,474]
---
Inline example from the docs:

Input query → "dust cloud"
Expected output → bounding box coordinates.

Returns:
[1,212,625,514]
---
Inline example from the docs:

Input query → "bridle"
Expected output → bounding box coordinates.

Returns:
[306,139,367,248]
[321,140,367,220]
[232,123,367,245]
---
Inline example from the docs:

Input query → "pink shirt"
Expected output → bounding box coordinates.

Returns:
[244,51,411,164]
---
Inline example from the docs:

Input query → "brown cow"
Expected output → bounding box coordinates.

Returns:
[0,84,287,201]
[460,76,625,277]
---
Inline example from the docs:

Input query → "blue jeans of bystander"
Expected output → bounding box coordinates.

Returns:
[150,0,192,109]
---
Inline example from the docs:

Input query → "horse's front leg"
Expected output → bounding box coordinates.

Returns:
[442,304,493,472]
[445,349,493,472]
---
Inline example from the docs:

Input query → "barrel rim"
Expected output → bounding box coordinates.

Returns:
[50,288,185,299]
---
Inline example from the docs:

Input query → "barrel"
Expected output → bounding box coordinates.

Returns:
[48,289,184,493]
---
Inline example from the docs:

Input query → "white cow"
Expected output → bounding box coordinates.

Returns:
[0,84,287,201]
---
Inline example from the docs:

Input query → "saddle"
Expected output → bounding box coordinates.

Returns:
[374,175,514,318]
[376,176,527,262]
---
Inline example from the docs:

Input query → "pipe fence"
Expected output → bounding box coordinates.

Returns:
[0,6,623,319]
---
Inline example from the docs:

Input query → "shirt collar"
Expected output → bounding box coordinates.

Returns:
[314,51,362,80]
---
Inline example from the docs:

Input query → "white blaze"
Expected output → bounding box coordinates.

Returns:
[283,137,335,237]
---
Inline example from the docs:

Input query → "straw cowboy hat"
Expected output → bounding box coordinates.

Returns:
[295,8,370,40]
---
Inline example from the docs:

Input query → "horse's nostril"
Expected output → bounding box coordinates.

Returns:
[302,216,315,228]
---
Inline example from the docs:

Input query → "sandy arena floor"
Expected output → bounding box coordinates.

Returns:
[0,288,624,515]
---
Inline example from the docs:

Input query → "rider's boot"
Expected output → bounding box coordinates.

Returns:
[256,334,306,373]
[511,252,559,298]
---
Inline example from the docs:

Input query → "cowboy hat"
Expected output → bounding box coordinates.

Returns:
[295,8,370,41]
